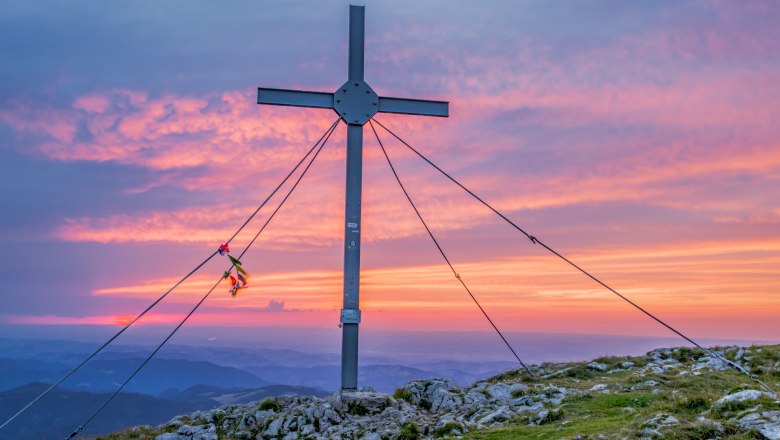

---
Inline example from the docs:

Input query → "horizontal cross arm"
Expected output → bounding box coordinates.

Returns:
[377,96,449,117]
[257,88,334,109]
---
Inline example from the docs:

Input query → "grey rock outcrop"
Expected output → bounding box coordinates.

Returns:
[714,389,772,407]
[739,411,780,440]
[144,345,779,440]
[154,377,562,440]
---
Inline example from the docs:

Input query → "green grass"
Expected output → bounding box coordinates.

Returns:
[96,426,162,440]
[258,397,282,412]
[661,420,747,440]
[672,395,710,413]
[432,422,462,438]
[511,388,527,398]
[398,422,421,440]
[463,344,780,440]
[347,401,369,416]
[393,387,413,403]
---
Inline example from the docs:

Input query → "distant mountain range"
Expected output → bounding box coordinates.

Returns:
[0,382,197,440]
[0,338,519,395]
[0,356,269,395]
[2,334,771,438]
[0,337,518,438]
[248,363,510,392]
[0,381,327,440]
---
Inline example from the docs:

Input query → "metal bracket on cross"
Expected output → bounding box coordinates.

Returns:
[256,5,449,390]
[259,79,449,124]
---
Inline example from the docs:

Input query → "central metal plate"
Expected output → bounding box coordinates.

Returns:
[333,80,378,125]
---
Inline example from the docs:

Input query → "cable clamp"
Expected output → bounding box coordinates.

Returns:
[529,235,538,244]
[455,273,461,279]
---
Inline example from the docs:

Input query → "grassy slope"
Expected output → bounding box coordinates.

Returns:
[464,345,780,440]
[98,344,780,439]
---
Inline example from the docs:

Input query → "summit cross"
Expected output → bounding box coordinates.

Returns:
[257,5,449,390]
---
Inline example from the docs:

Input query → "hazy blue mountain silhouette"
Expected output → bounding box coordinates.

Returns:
[0,357,268,395]
[0,382,329,439]
[0,382,198,440]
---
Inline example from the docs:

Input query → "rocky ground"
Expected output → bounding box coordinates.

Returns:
[100,344,780,440]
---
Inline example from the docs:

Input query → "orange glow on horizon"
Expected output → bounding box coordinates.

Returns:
[58,234,780,340]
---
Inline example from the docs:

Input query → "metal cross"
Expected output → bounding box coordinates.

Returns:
[257,5,449,390]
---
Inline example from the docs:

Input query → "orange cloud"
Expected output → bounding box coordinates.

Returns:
[79,235,779,340]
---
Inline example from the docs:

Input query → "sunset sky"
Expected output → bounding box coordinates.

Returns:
[1,0,778,352]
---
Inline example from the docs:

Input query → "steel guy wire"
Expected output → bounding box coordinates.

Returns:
[0,118,340,433]
[369,120,533,376]
[65,119,339,440]
[371,117,777,396]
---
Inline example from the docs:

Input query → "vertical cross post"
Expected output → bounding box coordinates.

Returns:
[340,5,366,390]
[257,4,448,390]
[341,126,362,389]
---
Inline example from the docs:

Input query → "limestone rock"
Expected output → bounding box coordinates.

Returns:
[263,418,283,437]
[337,390,394,414]
[478,406,513,425]
[714,389,771,407]
[587,361,609,371]
[694,355,729,372]
[485,383,513,401]
[643,413,679,429]
[739,411,780,440]
[637,413,680,438]
[508,383,528,395]
[402,378,463,412]
[631,380,659,391]
[464,389,488,405]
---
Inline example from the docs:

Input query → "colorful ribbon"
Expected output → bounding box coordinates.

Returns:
[219,244,249,296]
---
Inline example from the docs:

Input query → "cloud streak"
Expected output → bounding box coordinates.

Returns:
[0,0,778,341]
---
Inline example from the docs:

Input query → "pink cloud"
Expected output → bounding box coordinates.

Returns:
[3,91,343,192]
[2,313,177,326]
[73,94,112,113]
[0,105,78,144]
